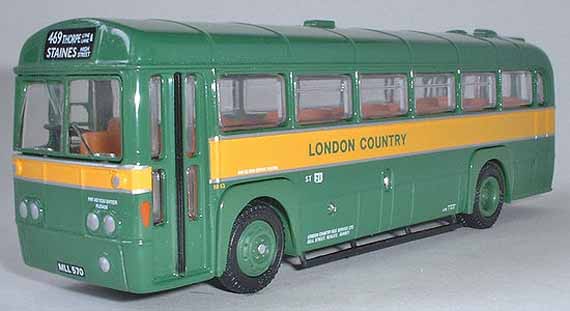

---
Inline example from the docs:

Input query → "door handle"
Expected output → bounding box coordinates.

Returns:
[381,169,392,192]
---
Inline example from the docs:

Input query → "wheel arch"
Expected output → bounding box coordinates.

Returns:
[213,177,301,276]
[465,146,514,214]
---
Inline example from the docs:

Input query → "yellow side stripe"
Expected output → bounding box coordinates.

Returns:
[209,108,555,182]
[12,156,152,194]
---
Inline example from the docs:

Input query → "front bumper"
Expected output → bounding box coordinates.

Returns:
[17,223,149,292]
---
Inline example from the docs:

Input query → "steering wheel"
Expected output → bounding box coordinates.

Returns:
[69,122,94,156]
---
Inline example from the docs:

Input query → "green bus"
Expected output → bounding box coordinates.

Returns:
[13,18,555,294]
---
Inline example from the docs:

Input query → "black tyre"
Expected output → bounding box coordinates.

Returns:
[218,200,284,294]
[460,161,505,229]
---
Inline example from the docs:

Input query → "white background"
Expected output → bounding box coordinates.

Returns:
[0,1,568,310]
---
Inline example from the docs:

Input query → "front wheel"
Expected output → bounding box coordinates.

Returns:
[218,201,284,293]
[460,161,505,229]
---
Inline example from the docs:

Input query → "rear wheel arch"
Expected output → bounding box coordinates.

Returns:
[214,178,300,276]
[466,146,513,214]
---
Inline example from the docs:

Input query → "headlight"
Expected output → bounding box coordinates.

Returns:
[98,256,111,273]
[103,215,116,235]
[29,201,40,220]
[86,212,100,232]
[18,201,28,219]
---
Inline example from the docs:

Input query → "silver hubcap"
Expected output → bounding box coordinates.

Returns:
[257,243,268,255]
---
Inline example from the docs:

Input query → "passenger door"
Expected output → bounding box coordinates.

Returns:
[149,72,209,280]
[177,72,209,275]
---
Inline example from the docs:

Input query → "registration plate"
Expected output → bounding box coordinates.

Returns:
[57,261,85,277]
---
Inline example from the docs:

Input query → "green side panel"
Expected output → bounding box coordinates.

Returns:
[286,148,469,252]
[214,137,554,274]
[511,137,555,198]
[510,139,538,198]
[534,137,555,193]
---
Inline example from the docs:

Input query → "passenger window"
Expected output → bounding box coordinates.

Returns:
[360,74,408,119]
[501,71,532,108]
[149,76,162,159]
[184,76,196,156]
[296,75,352,124]
[536,73,545,105]
[218,74,285,131]
[151,169,164,225]
[461,73,497,112]
[415,74,455,115]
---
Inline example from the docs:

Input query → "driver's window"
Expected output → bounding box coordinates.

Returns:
[21,82,64,152]
[68,79,121,157]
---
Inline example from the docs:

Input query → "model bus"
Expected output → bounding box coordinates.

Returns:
[13,18,554,294]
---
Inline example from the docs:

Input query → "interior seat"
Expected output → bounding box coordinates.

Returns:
[416,96,452,114]
[362,102,403,118]
[80,118,122,157]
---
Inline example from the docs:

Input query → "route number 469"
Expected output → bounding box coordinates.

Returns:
[47,31,64,45]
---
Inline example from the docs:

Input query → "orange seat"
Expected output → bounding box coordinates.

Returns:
[362,102,403,118]
[416,96,452,114]
[503,97,530,108]
[80,118,122,157]
[463,98,491,111]
[298,106,345,123]
[221,111,281,130]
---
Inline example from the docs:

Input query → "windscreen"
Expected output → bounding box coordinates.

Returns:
[20,78,122,159]
[68,79,121,157]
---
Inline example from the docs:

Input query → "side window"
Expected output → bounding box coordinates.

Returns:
[536,73,545,105]
[21,82,64,152]
[149,76,162,159]
[415,73,455,115]
[501,71,532,108]
[296,75,352,124]
[360,74,408,119]
[184,76,196,156]
[461,73,497,112]
[218,74,285,131]
[151,169,165,225]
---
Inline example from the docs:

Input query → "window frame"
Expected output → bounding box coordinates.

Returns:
[216,73,287,132]
[19,78,65,155]
[359,73,409,120]
[535,72,545,106]
[294,74,354,126]
[460,72,498,113]
[184,74,197,157]
[500,70,533,109]
[17,75,123,162]
[151,169,165,226]
[413,72,457,116]
[67,78,122,159]
[149,75,163,160]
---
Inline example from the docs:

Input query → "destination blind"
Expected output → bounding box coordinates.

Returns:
[44,27,96,60]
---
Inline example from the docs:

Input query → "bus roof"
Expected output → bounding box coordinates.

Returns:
[17,18,552,72]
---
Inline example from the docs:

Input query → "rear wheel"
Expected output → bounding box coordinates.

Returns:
[460,161,505,229]
[218,201,284,293]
